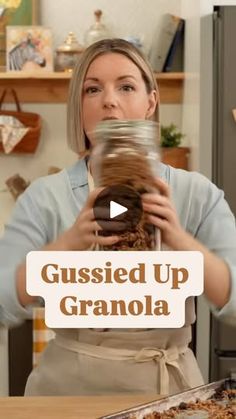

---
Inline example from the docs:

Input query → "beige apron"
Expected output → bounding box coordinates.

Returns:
[25,169,204,396]
[25,326,203,396]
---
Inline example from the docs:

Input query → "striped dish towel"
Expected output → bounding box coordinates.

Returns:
[33,307,55,367]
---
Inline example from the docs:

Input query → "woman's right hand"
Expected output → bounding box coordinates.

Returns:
[61,189,121,250]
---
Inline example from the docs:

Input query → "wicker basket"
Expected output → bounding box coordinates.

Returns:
[0,89,41,154]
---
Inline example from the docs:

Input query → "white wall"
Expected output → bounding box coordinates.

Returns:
[0,105,76,231]
[41,0,181,55]
[0,0,183,396]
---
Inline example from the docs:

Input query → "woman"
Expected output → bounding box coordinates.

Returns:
[0,39,235,396]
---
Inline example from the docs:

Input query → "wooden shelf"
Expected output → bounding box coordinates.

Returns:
[0,72,184,104]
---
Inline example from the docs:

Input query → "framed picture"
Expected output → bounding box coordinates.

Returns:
[6,26,53,71]
[0,0,38,68]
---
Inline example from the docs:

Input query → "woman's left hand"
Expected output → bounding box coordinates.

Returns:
[142,177,189,250]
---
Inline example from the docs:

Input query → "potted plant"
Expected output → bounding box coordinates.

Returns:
[160,123,190,170]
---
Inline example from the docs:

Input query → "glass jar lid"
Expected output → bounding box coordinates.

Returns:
[94,119,159,146]
[56,32,84,53]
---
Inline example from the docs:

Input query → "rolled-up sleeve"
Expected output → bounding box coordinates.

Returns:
[0,186,47,328]
[195,181,236,325]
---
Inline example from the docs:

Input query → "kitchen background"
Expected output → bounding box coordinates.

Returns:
[0,0,235,396]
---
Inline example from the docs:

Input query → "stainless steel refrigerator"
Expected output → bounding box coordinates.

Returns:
[210,5,236,381]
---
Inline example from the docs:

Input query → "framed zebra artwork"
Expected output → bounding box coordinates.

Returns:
[6,25,53,71]
[0,0,38,69]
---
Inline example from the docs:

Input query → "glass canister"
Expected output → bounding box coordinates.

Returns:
[90,119,161,251]
[56,32,84,72]
[84,10,111,47]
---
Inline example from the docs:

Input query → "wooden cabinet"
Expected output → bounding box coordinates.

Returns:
[0,72,184,104]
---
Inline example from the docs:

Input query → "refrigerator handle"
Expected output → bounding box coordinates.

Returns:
[232,109,236,122]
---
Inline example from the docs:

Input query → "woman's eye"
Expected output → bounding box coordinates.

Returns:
[84,86,100,94]
[120,84,135,92]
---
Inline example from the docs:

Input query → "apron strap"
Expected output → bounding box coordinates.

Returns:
[86,162,99,251]
[87,161,95,192]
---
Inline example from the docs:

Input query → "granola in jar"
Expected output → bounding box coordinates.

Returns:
[91,119,160,251]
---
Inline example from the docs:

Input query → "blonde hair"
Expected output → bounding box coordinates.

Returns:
[67,38,159,155]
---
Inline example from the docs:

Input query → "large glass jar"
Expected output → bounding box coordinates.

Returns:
[91,119,161,251]
[84,10,111,47]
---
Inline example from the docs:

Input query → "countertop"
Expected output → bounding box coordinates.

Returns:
[0,394,161,419]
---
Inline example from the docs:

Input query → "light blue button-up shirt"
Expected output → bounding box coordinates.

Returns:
[0,159,236,327]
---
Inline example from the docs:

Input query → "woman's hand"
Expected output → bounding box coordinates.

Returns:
[61,188,121,250]
[142,177,189,250]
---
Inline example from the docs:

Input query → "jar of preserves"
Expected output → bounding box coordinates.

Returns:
[90,119,161,251]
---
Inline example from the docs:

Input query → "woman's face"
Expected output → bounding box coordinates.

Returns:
[82,52,157,145]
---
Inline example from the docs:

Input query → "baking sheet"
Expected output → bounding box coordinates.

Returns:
[99,378,234,419]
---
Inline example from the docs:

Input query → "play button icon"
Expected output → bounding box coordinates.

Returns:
[110,201,128,219]
[93,184,143,233]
